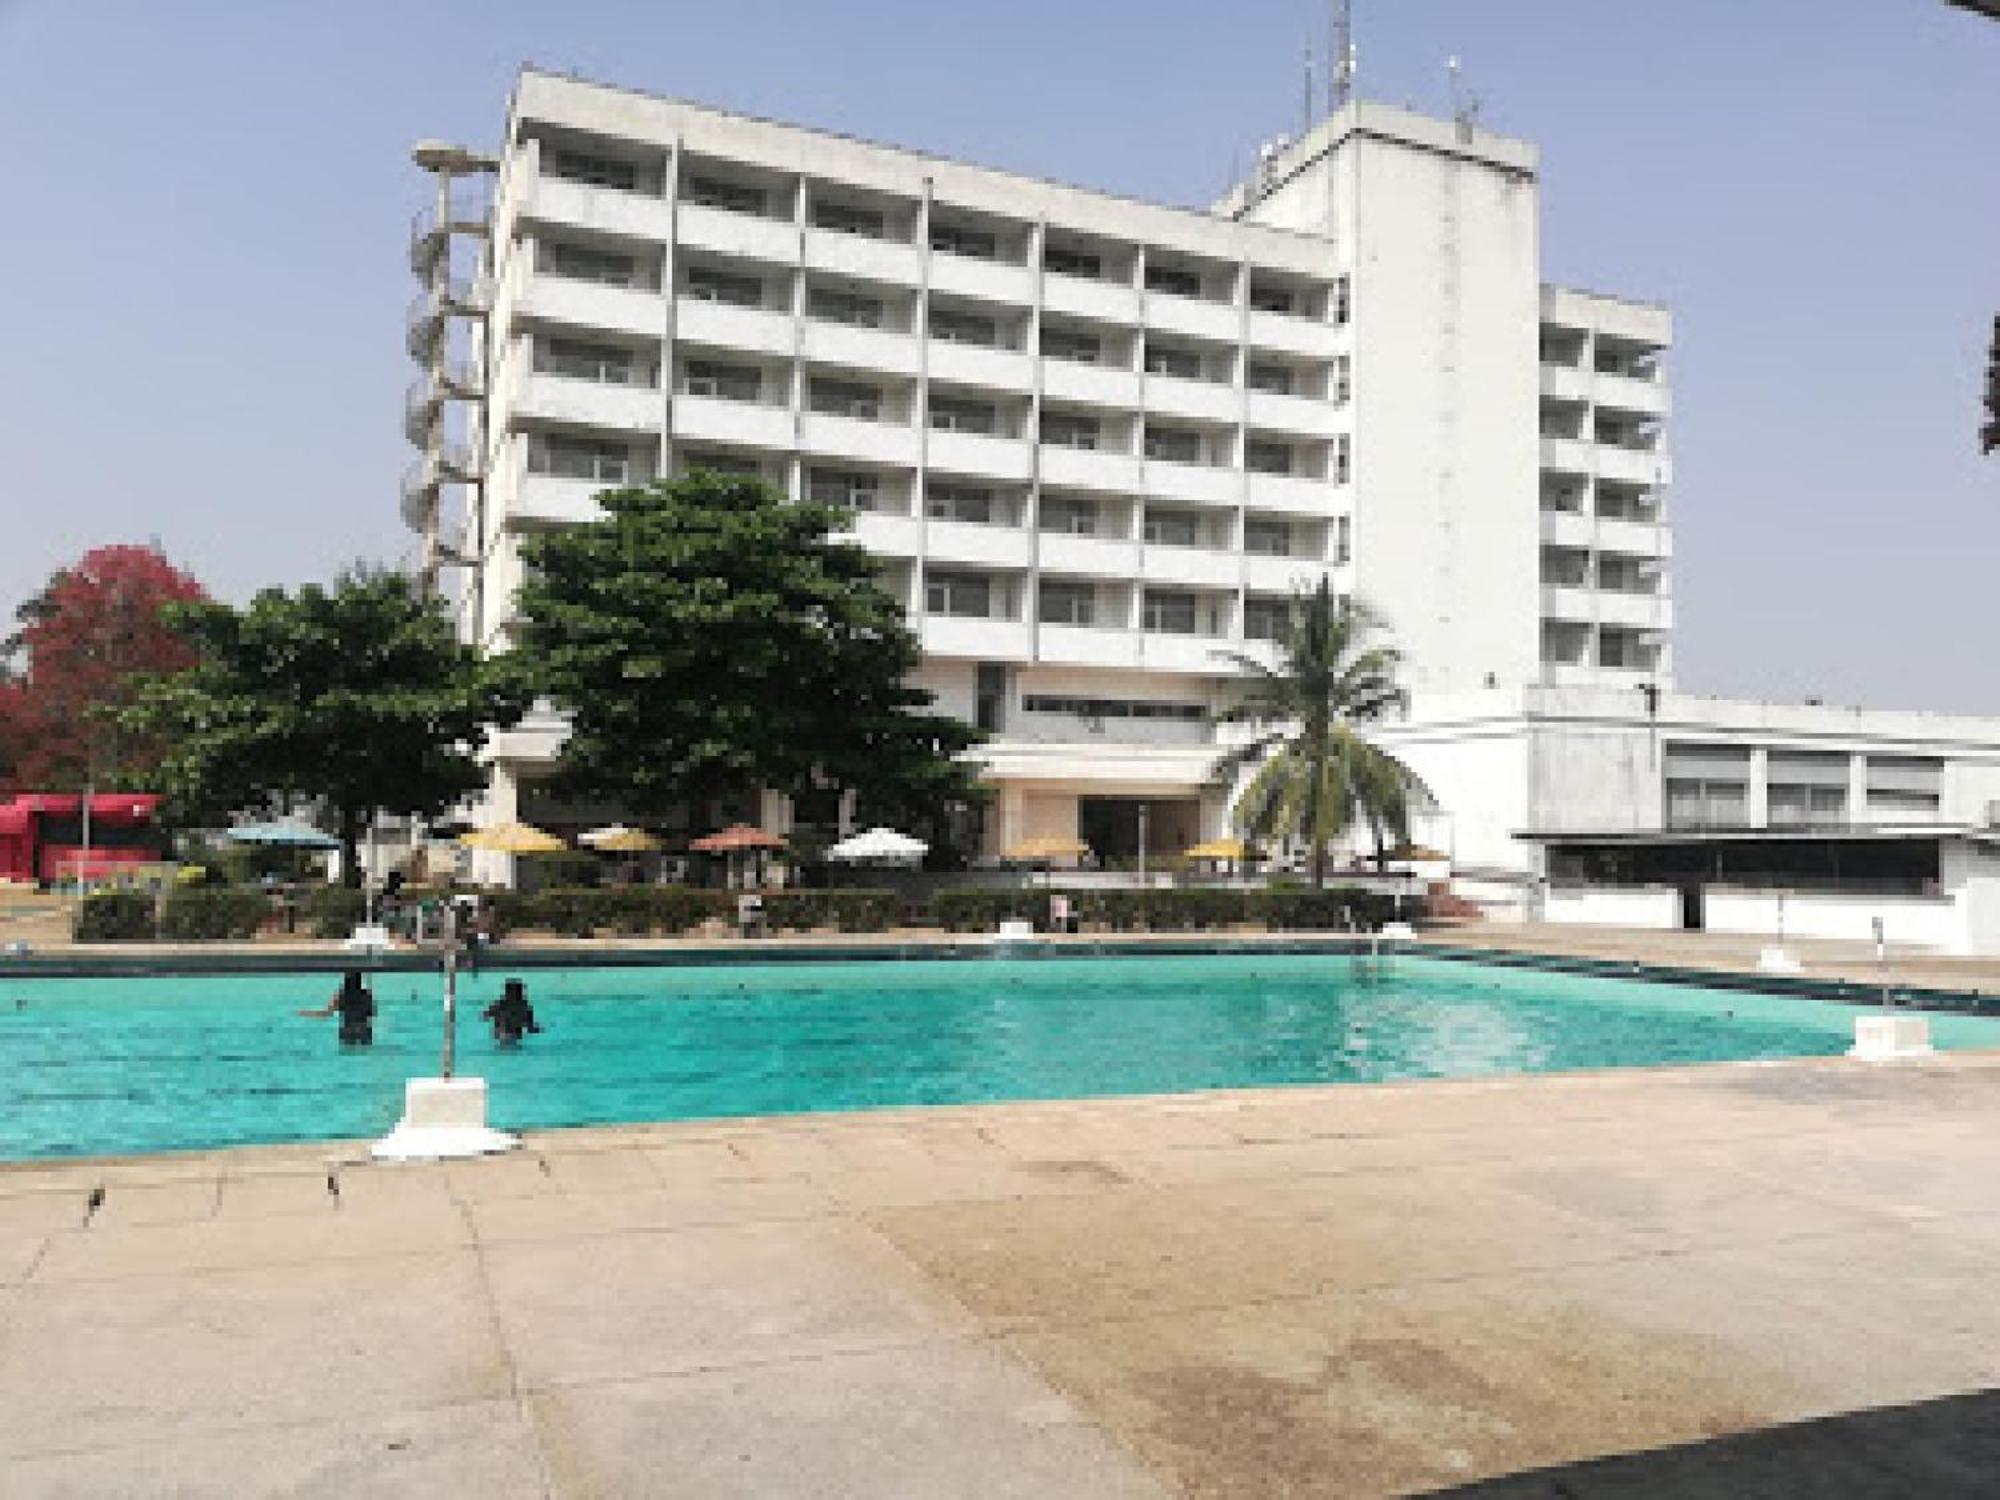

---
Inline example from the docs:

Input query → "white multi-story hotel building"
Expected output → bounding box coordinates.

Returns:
[413,68,1672,862]
[411,69,2000,951]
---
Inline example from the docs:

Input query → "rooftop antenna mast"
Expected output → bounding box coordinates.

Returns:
[1447,55,1481,138]
[1303,35,1316,134]
[1329,0,1355,113]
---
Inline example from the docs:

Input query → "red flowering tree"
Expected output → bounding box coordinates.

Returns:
[0,545,207,792]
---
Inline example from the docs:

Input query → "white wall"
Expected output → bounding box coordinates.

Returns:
[1702,888,1967,954]
[1543,885,1678,930]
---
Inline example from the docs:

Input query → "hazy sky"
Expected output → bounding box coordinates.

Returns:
[1,1,1995,710]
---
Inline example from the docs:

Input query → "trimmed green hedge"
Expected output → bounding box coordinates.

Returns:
[158,888,270,941]
[929,885,1403,934]
[489,886,900,937]
[928,888,1049,933]
[761,889,898,933]
[298,886,367,940]
[74,891,156,942]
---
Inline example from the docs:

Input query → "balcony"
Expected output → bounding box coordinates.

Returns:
[507,473,613,528]
[1245,389,1336,437]
[517,276,661,341]
[1538,366,1593,405]
[525,174,675,245]
[1039,442,1140,494]
[1248,308,1340,360]
[1145,292,1238,343]
[803,226,921,285]
[926,519,1032,569]
[802,319,919,377]
[1598,516,1672,558]
[1539,509,1594,548]
[801,409,921,467]
[1540,585,1597,622]
[1243,554,1326,594]
[1596,444,1672,488]
[1595,371,1670,417]
[1597,587,1673,630]
[922,614,1032,661]
[847,510,922,558]
[928,253,1034,306]
[675,297,794,357]
[1038,533,1141,579]
[1538,437,1594,476]
[927,339,1031,391]
[1137,630,1233,674]
[1243,472,1331,517]
[673,393,794,450]
[1145,374,1237,425]
[1141,545,1237,589]
[926,427,1030,481]
[1041,358,1141,409]
[1042,271,1141,325]
[1035,625,1141,671]
[675,202,799,266]
[1144,458,1238,507]
[511,370,664,433]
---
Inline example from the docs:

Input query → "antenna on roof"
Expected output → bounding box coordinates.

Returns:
[1447,55,1481,138]
[1329,0,1355,113]
[1303,35,1316,134]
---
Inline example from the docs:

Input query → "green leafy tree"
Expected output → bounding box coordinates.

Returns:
[509,473,983,840]
[127,568,527,885]
[1212,581,1428,885]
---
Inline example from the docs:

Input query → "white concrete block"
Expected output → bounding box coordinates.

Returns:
[996,919,1035,940]
[1757,946,1803,975]
[1848,1014,1934,1063]
[372,1077,519,1161]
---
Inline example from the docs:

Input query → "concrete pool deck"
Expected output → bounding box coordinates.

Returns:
[3,1056,2000,1494]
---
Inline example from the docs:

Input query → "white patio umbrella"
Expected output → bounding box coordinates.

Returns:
[825,826,929,865]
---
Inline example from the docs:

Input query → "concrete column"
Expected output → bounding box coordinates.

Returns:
[1747,746,1769,828]
[1849,754,1869,822]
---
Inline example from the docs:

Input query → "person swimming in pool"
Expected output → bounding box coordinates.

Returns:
[300,970,376,1046]
[482,978,540,1045]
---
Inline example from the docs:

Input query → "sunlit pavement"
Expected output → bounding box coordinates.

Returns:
[3,1053,2000,1495]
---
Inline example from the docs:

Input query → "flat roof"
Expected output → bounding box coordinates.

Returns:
[1521,825,1990,846]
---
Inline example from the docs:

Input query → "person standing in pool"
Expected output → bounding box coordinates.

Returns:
[482,978,540,1044]
[300,970,376,1046]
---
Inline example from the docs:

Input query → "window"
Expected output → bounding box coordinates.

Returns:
[1333,432,1352,484]
[810,379,882,420]
[1244,519,1292,557]
[930,308,997,346]
[1244,597,1291,640]
[811,200,885,238]
[1041,326,1101,364]
[1144,343,1202,380]
[1040,411,1098,449]
[925,570,993,618]
[1663,745,1751,829]
[1335,514,1352,565]
[1144,426,1202,464]
[542,241,638,287]
[1767,752,1849,826]
[1038,581,1096,626]
[975,662,1007,732]
[1045,243,1103,279]
[684,266,763,307]
[549,150,637,192]
[1868,756,1943,818]
[1333,354,1352,405]
[1245,441,1293,476]
[930,398,997,435]
[926,484,995,524]
[684,175,765,215]
[930,222,996,259]
[1249,283,1294,315]
[529,434,628,483]
[537,338,639,384]
[681,359,762,402]
[808,468,878,511]
[681,451,762,480]
[1022,695,1206,722]
[1247,362,1293,396]
[1039,496,1097,535]
[808,288,883,328]
[1332,275,1351,326]
[1142,589,1199,634]
[1143,509,1200,547]
[1145,263,1202,298]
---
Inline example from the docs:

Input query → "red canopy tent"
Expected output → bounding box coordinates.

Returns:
[0,793,162,884]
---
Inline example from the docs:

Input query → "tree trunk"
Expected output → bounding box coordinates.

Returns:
[338,806,363,889]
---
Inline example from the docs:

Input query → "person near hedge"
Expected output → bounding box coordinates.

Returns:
[299,969,375,1046]
[482,978,540,1045]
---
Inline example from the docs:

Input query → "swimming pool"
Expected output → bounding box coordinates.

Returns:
[2,952,1995,1161]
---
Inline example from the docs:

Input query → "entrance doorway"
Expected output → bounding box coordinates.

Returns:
[1077,798,1199,865]
[1679,882,1705,931]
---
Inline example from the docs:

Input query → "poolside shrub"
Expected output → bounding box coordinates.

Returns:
[927,888,1050,933]
[74,891,157,942]
[298,886,367,939]
[1250,886,1399,931]
[761,889,896,933]
[157,887,270,941]
[502,885,729,938]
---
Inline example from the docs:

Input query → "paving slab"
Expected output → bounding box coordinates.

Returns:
[529,1341,1168,1499]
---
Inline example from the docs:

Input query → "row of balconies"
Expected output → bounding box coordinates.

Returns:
[1540,583,1675,631]
[1538,365,1669,419]
[1540,436,1672,489]
[1538,509,1672,559]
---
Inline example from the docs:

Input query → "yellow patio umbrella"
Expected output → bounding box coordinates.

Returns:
[1002,835,1088,862]
[579,825,663,853]
[1184,836,1248,861]
[459,821,566,854]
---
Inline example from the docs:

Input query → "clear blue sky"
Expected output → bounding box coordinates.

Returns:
[1,0,1995,709]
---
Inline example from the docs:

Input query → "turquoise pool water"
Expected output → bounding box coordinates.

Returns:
[2,953,1995,1161]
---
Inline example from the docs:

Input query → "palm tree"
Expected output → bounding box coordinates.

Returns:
[1211,580,1428,886]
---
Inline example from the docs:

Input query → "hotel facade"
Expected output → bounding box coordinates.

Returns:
[409,69,2000,950]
